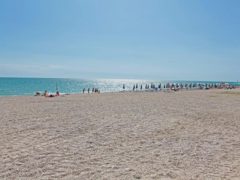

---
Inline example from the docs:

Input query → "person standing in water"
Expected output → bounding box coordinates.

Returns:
[158,83,161,90]
[56,91,60,96]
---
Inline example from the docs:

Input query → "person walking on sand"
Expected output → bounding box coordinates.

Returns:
[83,88,85,94]
[88,88,90,93]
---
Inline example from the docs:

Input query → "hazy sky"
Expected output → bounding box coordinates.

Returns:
[0,0,240,81]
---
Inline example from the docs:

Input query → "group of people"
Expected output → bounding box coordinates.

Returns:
[35,87,101,97]
[82,88,100,94]
[35,82,235,96]
[124,82,236,92]
[127,83,162,91]
[35,90,60,97]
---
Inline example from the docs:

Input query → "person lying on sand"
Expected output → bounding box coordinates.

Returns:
[42,90,59,97]
[35,92,41,96]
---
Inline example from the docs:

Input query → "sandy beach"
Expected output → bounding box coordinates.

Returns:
[0,89,240,179]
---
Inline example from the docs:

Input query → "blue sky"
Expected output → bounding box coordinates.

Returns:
[0,0,240,81]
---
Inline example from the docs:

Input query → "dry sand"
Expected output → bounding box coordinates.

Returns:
[0,89,240,179]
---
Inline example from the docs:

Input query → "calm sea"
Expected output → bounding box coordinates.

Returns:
[0,77,239,96]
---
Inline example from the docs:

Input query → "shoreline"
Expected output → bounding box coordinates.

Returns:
[0,87,239,98]
[1,77,239,97]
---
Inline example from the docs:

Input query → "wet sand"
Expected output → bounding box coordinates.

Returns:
[0,89,240,179]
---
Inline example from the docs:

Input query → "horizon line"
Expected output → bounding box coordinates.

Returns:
[0,76,239,83]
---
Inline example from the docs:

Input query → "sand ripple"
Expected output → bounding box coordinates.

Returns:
[0,90,240,179]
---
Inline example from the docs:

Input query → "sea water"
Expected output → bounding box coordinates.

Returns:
[0,77,239,96]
